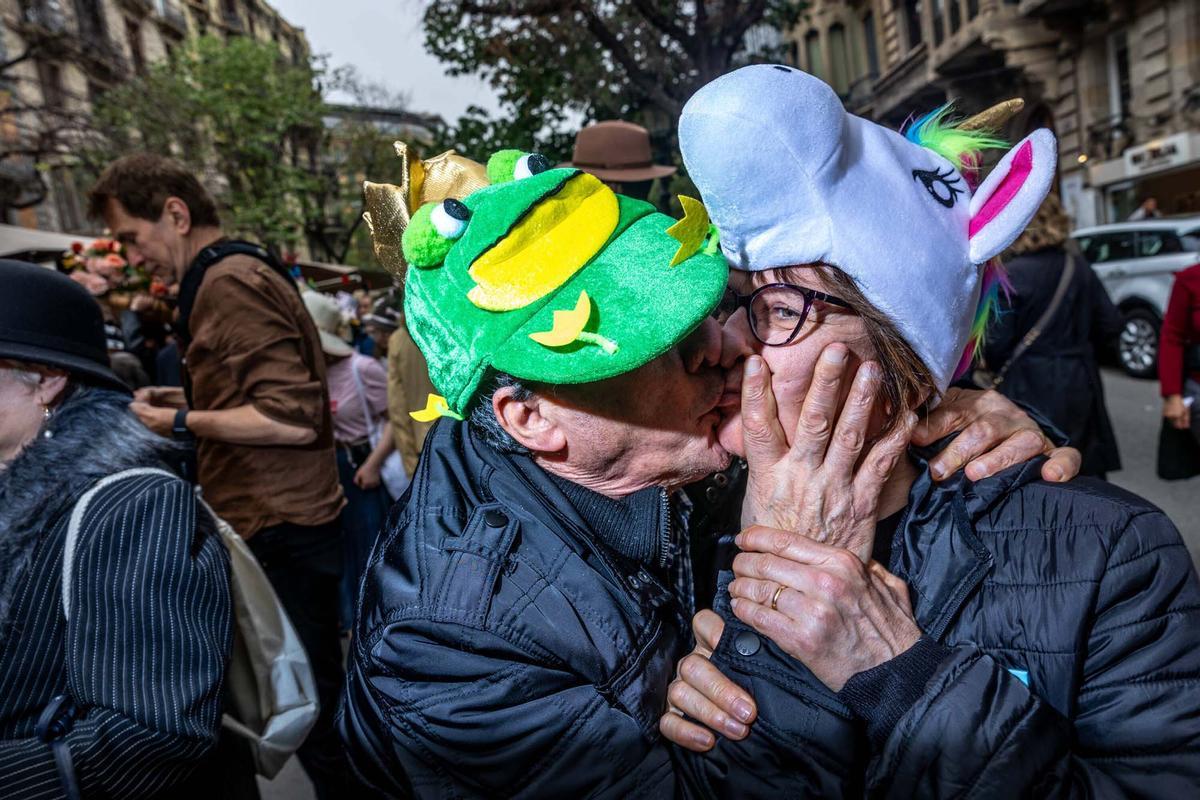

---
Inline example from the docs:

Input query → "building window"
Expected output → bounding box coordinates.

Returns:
[829,23,850,95]
[72,0,106,39]
[901,0,924,51]
[788,40,799,67]
[862,12,879,77]
[1107,30,1132,121]
[38,61,65,109]
[949,0,961,33]
[125,18,144,74]
[804,30,823,80]
[931,0,944,45]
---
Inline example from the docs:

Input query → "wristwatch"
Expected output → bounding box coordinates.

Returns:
[172,408,194,442]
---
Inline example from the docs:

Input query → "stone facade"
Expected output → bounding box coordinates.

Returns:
[0,0,309,233]
[785,0,1200,226]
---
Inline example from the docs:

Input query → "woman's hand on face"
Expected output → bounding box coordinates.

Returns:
[659,610,758,752]
[915,387,1082,483]
[730,526,922,692]
[739,345,916,562]
[1164,394,1191,431]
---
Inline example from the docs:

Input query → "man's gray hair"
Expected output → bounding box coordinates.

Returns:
[469,373,535,454]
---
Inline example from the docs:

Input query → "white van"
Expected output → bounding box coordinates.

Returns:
[1072,217,1200,378]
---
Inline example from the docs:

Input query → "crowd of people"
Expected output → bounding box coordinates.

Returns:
[1,62,1199,800]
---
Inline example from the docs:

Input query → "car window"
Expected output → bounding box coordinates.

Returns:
[1181,228,1200,253]
[1081,232,1136,263]
[1138,231,1184,257]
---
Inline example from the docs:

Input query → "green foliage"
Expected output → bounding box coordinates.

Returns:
[82,37,401,266]
[425,1,805,159]
[83,36,324,250]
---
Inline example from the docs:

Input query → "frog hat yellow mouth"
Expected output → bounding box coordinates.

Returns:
[467,170,618,311]
[396,148,729,418]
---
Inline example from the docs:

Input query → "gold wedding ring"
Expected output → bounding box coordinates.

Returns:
[770,585,785,611]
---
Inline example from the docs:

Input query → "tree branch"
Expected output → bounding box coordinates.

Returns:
[459,0,573,17]
[630,0,693,50]
[576,3,684,116]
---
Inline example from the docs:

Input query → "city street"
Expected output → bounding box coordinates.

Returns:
[1100,367,1200,567]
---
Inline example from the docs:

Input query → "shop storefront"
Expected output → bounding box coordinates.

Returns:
[1085,131,1200,222]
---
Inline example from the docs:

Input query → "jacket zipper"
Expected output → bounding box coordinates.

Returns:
[658,488,671,569]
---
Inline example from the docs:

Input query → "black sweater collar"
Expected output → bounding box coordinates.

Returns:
[546,472,669,570]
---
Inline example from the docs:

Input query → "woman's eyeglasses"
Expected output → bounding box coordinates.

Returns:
[713,282,853,346]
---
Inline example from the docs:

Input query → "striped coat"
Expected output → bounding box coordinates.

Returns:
[0,389,232,799]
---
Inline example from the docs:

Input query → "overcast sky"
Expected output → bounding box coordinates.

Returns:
[268,0,501,122]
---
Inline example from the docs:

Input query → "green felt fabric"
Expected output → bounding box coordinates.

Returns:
[402,165,729,415]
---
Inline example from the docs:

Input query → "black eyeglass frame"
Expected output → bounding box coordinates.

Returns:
[716,282,854,347]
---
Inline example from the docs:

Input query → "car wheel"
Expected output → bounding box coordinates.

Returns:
[1118,307,1161,379]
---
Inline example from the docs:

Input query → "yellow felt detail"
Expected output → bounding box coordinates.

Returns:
[529,290,592,347]
[467,174,619,311]
[410,393,463,422]
[666,196,712,267]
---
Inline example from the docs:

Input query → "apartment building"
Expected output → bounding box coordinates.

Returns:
[0,0,310,233]
[786,0,1200,226]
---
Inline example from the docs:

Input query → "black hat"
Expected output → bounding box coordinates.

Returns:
[0,259,130,394]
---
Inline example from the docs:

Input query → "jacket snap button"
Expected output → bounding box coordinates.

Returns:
[628,575,642,590]
[734,631,760,656]
[484,510,508,528]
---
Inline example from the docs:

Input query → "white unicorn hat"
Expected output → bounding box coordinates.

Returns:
[679,64,1057,393]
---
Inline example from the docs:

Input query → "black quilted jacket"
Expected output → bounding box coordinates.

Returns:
[682,454,1200,798]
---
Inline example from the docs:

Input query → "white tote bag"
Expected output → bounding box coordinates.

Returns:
[63,468,319,779]
[350,357,409,500]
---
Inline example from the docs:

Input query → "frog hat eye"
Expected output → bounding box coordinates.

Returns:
[402,199,471,268]
[487,149,552,184]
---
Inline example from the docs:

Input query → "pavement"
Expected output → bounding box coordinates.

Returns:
[258,366,1197,800]
[1099,367,1200,566]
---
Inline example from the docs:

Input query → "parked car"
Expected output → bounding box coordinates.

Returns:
[1072,217,1200,378]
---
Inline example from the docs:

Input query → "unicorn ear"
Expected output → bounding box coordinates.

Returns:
[967,129,1057,264]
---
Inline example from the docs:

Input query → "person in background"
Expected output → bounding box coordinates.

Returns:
[1160,262,1200,442]
[982,193,1122,478]
[386,309,437,478]
[303,291,395,634]
[88,153,361,799]
[362,294,401,360]
[0,261,232,799]
[350,290,377,357]
[1128,195,1163,220]
[562,120,677,203]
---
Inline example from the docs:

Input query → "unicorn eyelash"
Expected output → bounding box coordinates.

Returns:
[912,167,964,208]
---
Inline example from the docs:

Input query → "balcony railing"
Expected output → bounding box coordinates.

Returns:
[156,0,188,34]
[1086,115,1136,161]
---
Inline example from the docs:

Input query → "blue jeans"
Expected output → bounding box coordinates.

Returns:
[335,447,392,632]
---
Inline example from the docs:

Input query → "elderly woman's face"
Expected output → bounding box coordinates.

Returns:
[0,366,52,465]
[716,266,876,457]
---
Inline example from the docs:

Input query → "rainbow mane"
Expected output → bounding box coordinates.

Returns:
[904,104,1011,381]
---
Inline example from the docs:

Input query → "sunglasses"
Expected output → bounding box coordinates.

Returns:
[713,282,853,346]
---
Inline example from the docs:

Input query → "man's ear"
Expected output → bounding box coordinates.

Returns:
[162,197,193,236]
[493,387,567,454]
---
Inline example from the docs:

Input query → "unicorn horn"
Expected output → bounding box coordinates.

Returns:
[960,99,1025,133]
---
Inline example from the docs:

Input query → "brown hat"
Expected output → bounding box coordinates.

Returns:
[562,121,677,182]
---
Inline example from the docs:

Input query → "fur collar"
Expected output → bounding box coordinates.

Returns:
[0,387,176,639]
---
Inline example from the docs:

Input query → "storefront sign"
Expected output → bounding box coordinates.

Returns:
[1124,133,1193,176]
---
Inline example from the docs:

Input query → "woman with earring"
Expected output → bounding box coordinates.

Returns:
[0,260,234,799]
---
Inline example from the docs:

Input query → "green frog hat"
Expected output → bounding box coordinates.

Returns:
[400,149,728,420]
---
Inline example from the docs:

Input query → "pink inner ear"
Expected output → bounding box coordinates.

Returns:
[969,140,1034,238]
